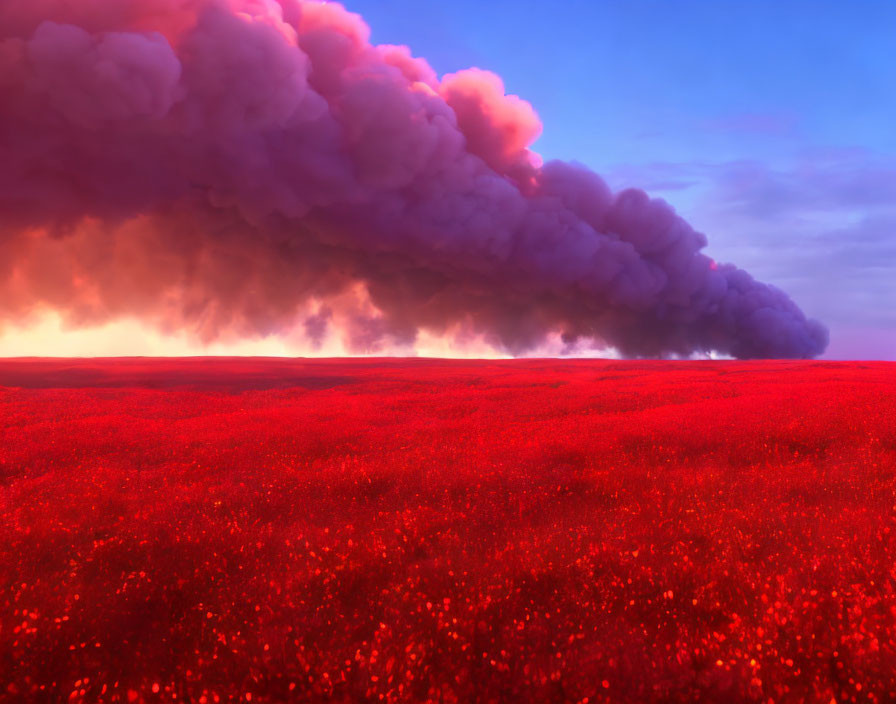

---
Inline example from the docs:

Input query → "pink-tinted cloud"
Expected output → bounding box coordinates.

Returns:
[0,0,827,358]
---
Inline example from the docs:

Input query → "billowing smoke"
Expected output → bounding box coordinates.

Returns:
[0,0,828,358]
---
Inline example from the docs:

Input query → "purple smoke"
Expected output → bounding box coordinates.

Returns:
[0,0,828,358]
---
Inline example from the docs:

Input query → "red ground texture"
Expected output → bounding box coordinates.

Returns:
[2,358,895,704]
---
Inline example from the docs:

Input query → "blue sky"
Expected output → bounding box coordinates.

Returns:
[348,0,896,359]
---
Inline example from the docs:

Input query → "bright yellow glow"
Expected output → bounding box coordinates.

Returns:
[0,311,509,358]
[0,312,319,357]
[0,311,618,359]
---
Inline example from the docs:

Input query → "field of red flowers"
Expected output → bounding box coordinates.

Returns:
[1,357,895,704]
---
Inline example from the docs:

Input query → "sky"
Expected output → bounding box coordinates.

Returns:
[0,0,892,359]
[343,0,896,360]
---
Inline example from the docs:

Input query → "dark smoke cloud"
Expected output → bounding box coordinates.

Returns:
[0,0,828,358]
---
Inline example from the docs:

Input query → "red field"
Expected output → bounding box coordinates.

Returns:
[1,358,895,704]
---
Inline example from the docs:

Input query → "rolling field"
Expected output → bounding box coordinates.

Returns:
[1,358,895,704]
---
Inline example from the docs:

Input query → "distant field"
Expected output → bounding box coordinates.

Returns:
[2,358,895,703]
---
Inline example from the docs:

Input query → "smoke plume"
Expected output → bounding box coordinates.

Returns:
[0,0,828,358]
